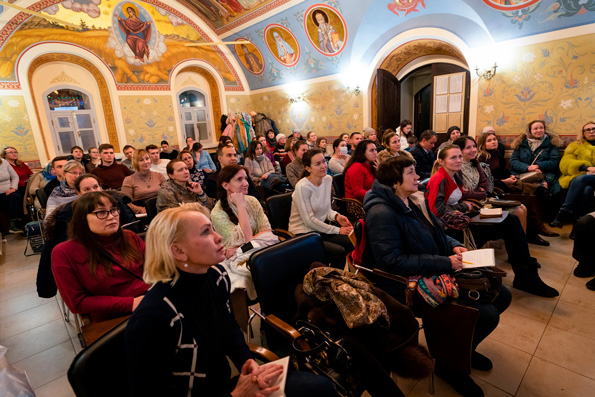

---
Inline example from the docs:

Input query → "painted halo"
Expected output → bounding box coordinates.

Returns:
[264,24,300,68]
[234,38,265,75]
[304,4,347,56]
[482,0,541,11]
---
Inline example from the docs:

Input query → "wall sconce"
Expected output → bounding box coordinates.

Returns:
[288,94,305,103]
[476,63,498,80]
[347,85,361,96]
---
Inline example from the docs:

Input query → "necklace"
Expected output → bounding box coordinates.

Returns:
[137,171,152,188]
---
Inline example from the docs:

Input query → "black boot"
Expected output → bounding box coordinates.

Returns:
[537,223,559,237]
[513,266,559,297]
[527,234,550,246]
[587,277,595,291]
[574,262,595,278]
[550,210,573,228]
[435,362,484,397]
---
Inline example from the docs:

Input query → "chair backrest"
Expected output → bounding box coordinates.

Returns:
[265,192,293,230]
[145,197,158,221]
[35,187,48,209]
[249,232,326,326]
[68,319,129,397]
[332,173,345,198]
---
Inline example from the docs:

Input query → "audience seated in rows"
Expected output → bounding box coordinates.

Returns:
[156,159,208,213]
[289,148,353,268]
[91,144,132,189]
[126,203,337,397]
[328,138,350,175]
[286,140,308,188]
[363,155,511,397]
[436,126,462,155]
[347,131,363,156]
[244,140,287,191]
[205,143,260,200]
[425,145,558,297]
[344,139,377,202]
[121,149,166,214]
[146,144,169,179]
[51,191,148,321]
[258,133,277,166]
[178,149,206,188]
[46,160,85,216]
[159,140,178,161]
[396,120,413,151]
[410,130,437,181]
[192,142,216,173]
[121,145,136,172]
[377,131,413,164]
[273,133,288,167]
[44,156,69,198]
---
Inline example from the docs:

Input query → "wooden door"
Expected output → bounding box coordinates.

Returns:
[431,63,471,135]
[376,68,400,139]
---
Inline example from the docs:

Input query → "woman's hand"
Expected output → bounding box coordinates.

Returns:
[132,296,144,311]
[527,165,540,172]
[187,181,204,195]
[502,177,516,185]
[449,254,463,271]
[203,168,214,174]
[463,201,475,211]
[139,207,147,215]
[372,158,380,169]
[453,246,467,256]
[5,188,16,195]
[587,167,595,174]
[231,360,282,397]
[335,214,351,227]
[339,225,353,235]
[261,174,268,180]
[229,192,246,207]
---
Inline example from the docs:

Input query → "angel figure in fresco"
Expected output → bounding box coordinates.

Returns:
[117,5,152,63]
[273,31,296,65]
[241,44,263,73]
[313,9,341,54]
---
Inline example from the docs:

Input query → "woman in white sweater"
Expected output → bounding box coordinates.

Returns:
[0,157,20,235]
[244,140,288,191]
[288,148,353,268]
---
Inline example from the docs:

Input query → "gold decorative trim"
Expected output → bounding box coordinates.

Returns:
[49,71,80,85]
[181,76,200,87]
[28,53,120,154]
[372,39,467,130]
[178,66,222,140]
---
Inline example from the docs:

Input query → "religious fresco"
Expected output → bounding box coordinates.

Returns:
[482,0,541,10]
[303,4,346,56]
[119,95,178,146]
[263,24,300,67]
[0,0,241,89]
[387,0,426,16]
[234,38,265,75]
[477,33,595,143]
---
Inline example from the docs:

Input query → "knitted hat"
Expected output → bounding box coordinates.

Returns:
[276,133,287,143]
[481,126,496,134]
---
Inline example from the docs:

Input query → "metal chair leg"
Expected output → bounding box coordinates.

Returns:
[74,313,87,349]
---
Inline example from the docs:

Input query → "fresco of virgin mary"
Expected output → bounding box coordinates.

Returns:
[117,4,152,62]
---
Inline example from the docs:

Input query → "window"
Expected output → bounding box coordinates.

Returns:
[178,89,211,144]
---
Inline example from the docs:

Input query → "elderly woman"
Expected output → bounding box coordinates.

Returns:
[551,121,595,228]
[289,149,353,268]
[328,138,350,175]
[510,120,562,196]
[425,146,558,298]
[126,203,338,397]
[364,156,511,397]
[156,159,208,213]
[286,140,308,188]
[51,191,147,321]
[436,126,462,155]
[121,149,166,214]
[377,131,413,164]
[211,164,276,258]
[46,160,85,216]
[343,139,378,202]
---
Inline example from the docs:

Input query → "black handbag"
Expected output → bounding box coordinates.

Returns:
[292,320,364,397]
[454,267,506,303]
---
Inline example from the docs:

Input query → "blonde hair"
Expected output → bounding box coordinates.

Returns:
[578,121,595,143]
[63,159,85,173]
[431,145,460,176]
[143,203,211,286]
[132,149,150,172]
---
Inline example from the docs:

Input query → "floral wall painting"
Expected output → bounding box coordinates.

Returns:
[110,2,164,65]
[304,4,346,56]
[0,96,38,162]
[482,0,542,11]
[387,0,426,16]
[264,24,300,67]
[119,95,178,146]
[234,38,265,75]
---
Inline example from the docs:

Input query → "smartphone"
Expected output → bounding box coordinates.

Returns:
[237,241,259,255]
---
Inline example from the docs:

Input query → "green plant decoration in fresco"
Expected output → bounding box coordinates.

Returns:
[0,96,38,161]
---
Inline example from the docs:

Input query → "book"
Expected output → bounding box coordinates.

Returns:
[480,207,502,218]
[461,248,495,269]
[261,356,290,397]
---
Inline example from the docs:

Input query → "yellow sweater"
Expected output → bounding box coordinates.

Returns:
[559,140,595,189]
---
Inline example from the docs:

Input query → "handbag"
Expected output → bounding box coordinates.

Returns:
[440,210,470,230]
[454,267,506,303]
[292,320,364,397]
[518,171,544,183]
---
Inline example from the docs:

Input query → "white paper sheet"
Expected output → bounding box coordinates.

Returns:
[435,75,449,95]
[461,248,495,269]
[449,94,462,112]
[261,356,290,397]
[435,96,448,114]
[450,73,464,93]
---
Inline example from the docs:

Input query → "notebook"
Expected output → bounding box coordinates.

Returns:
[461,248,495,269]
[261,356,290,397]
[479,207,502,218]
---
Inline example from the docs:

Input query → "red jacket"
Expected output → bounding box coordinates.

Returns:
[425,167,467,217]
[345,161,375,202]
[10,162,32,187]
[52,230,148,321]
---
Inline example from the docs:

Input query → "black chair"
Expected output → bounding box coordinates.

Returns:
[265,191,294,239]
[68,319,129,397]
[145,197,158,222]
[35,188,48,210]
[332,173,345,198]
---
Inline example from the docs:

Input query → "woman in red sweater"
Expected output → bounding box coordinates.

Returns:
[343,139,378,202]
[52,191,148,321]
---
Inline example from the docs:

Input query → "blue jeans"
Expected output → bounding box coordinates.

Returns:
[560,174,595,217]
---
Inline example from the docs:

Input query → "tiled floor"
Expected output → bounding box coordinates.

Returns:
[1,226,594,396]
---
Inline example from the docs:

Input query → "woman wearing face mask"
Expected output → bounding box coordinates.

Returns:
[46,160,85,216]
[551,121,595,229]
[122,149,166,214]
[396,120,413,150]
[377,131,413,163]
[289,149,353,268]
[156,160,208,212]
[52,191,148,321]
[436,126,462,155]
[343,139,378,202]
[328,138,350,175]
[425,146,558,298]
[244,140,287,191]
[286,140,309,188]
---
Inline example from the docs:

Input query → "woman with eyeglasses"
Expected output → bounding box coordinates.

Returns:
[156,159,208,213]
[46,160,86,216]
[51,191,148,321]
[2,147,31,232]
[551,121,595,230]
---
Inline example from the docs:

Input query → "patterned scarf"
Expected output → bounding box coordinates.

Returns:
[527,135,545,152]
[461,161,480,191]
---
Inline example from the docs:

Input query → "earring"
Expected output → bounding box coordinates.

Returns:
[183,263,189,268]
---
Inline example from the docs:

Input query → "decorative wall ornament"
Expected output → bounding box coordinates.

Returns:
[304,4,347,57]
[181,76,200,87]
[264,23,300,67]
[482,0,541,11]
[49,71,80,84]
[387,0,426,16]
[234,38,265,75]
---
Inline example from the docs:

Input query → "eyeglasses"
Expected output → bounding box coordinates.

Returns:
[67,171,84,176]
[4,151,17,154]
[91,207,120,219]
[583,128,595,133]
